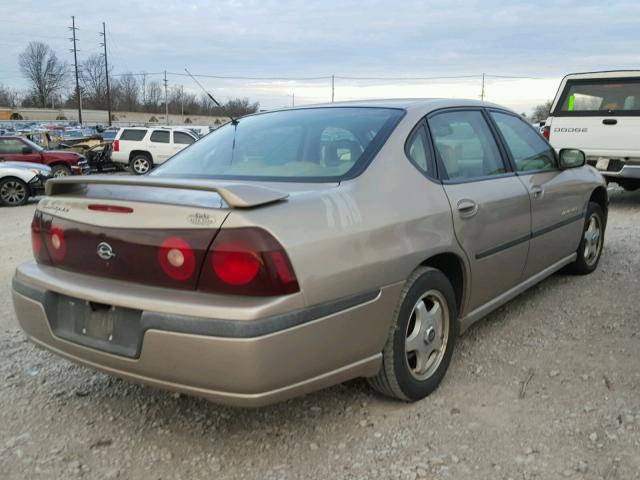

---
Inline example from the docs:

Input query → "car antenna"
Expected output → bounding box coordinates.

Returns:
[184,68,238,125]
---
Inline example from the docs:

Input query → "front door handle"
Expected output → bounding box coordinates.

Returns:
[456,198,478,218]
[603,119,617,125]
[531,186,544,199]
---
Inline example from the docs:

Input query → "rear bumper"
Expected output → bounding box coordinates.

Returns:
[586,159,640,180]
[12,262,400,407]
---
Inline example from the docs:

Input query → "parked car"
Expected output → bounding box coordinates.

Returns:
[0,161,51,206]
[13,99,607,407]
[111,127,198,174]
[545,70,640,190]
[0,136,89,177]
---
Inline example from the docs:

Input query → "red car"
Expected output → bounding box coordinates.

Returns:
[0,136,89,177]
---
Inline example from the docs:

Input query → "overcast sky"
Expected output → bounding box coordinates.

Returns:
[2,0,640,113]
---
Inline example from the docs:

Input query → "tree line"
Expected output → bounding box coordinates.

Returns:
[1,41,259,118]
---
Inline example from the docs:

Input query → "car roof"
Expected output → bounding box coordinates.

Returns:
[255,98,512,116]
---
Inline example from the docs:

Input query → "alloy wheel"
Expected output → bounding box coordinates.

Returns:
[583,213,603,267]
[404,289,450,381]
[0,180,27,205]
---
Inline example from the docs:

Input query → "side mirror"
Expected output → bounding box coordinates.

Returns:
[21,146,33,154]
[558,149,585,169]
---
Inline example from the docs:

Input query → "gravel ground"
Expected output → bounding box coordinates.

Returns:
[1,190,639,480]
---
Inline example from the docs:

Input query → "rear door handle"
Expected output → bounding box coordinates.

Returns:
[603,119,617,125]
[456,198,478,218]
[531,186,544,199]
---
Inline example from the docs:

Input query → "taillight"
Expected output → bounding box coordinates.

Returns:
[113,139,119,152]
[158,236,196,281]
[542,126,550,140]
[199,228,299,296]
[46,225,67,262]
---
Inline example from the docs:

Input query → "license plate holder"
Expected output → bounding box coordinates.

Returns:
[46,293,143,358]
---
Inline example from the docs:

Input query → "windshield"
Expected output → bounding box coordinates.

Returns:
[21,138,45,152]
[151,107,404,181]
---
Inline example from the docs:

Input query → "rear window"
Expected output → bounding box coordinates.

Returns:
[555,78,640,116]
[174,131,195,144]
[150,107,404,182]
[119,129,146,141]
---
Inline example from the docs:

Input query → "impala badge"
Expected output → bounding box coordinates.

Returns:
[97,242,116,261]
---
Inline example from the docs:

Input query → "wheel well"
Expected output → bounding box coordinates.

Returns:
[589,186,608,221]
[49,162,71,171]
[129,150,152,163]
[421,253,465,313]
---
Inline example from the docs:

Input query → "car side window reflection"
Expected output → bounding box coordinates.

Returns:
[406,125,430,174]
[490,111,556,172]
[428,110,506,181]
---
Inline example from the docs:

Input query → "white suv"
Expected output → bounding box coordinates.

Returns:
[545,70,640,190]
[112,127,198,174]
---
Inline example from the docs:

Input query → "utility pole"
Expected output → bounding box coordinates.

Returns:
[99,22,112,126]
[331,75,335,103]
[164,70,169,124]
[69,16,82,125]
[292,92,295,107]
[480,72,485,101]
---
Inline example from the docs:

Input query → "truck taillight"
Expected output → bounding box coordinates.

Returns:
[113,139,119,152]
[542,126,550,140]
[199,228,299,296]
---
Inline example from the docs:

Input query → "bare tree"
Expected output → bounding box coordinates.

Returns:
[531,100,553,123]
[18,41,68,108]
[115,73,139,112]
[81,54,110,110]
[144,80,163,112]
[224,97,259,117]
[0,84,21,108]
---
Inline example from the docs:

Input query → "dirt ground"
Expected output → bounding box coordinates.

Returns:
[1,190,639,480]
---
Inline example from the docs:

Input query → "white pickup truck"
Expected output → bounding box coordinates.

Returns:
[111,127,198,174]
[545,70,640,191]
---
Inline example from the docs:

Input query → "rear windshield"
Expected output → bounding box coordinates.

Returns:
[555,78,640,116]
[150,107,404,182]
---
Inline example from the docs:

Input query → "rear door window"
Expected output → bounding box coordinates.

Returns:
[405,125,432,175]
[119,129,146,141]
[428,110,507,181]
[555,78,640,115]
[490,112,556,172]
[150,130,170,143]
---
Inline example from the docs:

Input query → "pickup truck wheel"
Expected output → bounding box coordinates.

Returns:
[567,202,605,275]
[368,267,458,401]
[0,178,29,206]
[51,165,72,177]
[130,155,152,175]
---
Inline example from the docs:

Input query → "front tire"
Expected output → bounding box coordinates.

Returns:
[368,267,458,401]
[51,164,72,177]
[567,201,605,274]
[0,178,29,206]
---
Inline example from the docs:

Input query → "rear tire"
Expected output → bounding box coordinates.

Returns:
[51,164,72,177]
[368,267,458,401]
[567,201,605,275]
[130,154,152,175]
[0,177,29,206]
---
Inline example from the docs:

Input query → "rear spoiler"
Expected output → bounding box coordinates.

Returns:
[45,176,289,209]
